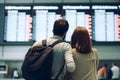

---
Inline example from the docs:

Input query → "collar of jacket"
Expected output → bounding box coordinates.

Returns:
[51,35,63,40]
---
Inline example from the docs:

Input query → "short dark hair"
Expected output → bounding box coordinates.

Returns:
[53,19,69,36]
[104,64,108,67]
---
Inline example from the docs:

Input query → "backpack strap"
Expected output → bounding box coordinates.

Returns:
[42,39,64,47]
[51,40,65,79]
[42,39,65,79]
[42,39,47,46]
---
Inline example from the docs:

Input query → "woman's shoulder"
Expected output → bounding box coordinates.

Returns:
[91,48,99,57]
[72,48,77,53]
[92,48,97,52]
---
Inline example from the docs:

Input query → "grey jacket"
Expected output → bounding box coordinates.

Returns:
[32,35,76,80]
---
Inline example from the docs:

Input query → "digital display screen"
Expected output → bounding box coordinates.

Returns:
[4,6,32,42]
[32,5,62,41]
[63,5,92,41]
[92,5,120,42]
[2,4,120,44]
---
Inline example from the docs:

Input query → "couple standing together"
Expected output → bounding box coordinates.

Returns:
[32,19,99,80]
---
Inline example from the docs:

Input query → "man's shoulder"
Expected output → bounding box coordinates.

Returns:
[32,40,42,47]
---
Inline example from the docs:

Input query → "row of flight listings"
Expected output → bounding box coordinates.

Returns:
[4,5,120,42]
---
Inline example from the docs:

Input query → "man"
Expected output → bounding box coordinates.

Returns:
[32,19,76,80]
[111,63,120,80]
[98,64,108,80]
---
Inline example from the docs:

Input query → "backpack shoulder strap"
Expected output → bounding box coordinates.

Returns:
[42,39,64,47]
[42,39,46,46]
[50,40,64,47]
[52,40,65,79]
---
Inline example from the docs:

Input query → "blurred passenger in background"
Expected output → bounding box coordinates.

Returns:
[13,68,19,78]
[98,64,108,80]
[111,63,120,80]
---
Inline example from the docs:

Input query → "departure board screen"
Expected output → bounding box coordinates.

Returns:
[63,5,92,41]
[2,4,120,44]
[92,5,120,42]
[33,5,62,41]
[4,6,32,42]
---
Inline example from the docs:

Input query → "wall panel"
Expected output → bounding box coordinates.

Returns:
[0,45,119,60]
[0,0,4,3]
[2,46,31,60]
[33,0,61,3]
[63,0,90,3]
[0,4,4,44]
[0,46,3,59]
[0,0,120,4]
[5,0,33,3]
[94,45,120,59]
[91,0,119,3]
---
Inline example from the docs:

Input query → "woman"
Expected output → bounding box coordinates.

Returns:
[71,26,99,80]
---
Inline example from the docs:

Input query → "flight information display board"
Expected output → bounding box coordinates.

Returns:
[63,5,92,41]
[32,5,62,41]
[4,6,32,42]
[2,4,120,44]
[92,5,120,42]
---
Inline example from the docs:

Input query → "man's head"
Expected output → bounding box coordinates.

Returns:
[112,63,117,66]
[104,64,108,67]
[53,19,69,39]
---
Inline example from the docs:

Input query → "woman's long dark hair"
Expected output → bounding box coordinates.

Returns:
[71,26,92,54]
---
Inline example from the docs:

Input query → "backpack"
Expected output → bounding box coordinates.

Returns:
[21,40,63,80]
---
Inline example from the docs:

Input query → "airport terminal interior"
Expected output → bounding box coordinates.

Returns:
[0,0,120,79]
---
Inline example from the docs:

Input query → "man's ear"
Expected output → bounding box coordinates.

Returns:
[52,29,54,33]
[62,32,67,40]
[64,32,67,36]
